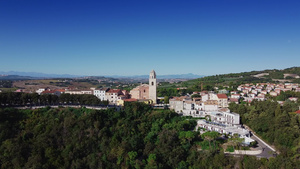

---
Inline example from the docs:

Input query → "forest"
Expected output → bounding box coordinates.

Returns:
[0,92,108,107]
[1,102,300,168]
[229,100,300,165]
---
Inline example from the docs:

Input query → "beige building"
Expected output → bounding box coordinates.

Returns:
[217,94,228,108]
[130,84,149,100]
[130,70,157,104]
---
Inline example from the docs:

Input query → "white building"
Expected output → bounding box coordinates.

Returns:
[106,89,123,104]
[36,88,46,95]
[94,88,109,101]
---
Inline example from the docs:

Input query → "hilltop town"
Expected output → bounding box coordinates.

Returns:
[1,70,300,153]
[1,69,300,168]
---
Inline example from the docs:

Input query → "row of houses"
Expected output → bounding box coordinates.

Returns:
[34,87,132,105]
[236,82,300,103]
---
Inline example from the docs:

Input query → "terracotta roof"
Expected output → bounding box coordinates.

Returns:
[107,89,121,93]
[54,89,65,92]
[217,94,228,99]
[295,110,300,114]
[229,98,239,102]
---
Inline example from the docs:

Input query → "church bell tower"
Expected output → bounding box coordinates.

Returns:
[149,70,157,104]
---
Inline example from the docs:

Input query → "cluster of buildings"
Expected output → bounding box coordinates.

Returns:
[31,70,158,106]
[168,91,255,144]
[168,82,300,145]
[236,82,300,103]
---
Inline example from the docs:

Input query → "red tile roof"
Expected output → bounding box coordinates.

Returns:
[295,110,300,114]
[217,94,228,99]
[229,98,239,102]
[54,89,65,92]
[107,89,121,93]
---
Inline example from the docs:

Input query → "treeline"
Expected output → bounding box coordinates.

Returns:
[0,92,108,107]
[0,103,232,168]
[229,100,300,160]
[0,80,13,88]
[275,91,300,103]
[1,103,300,168]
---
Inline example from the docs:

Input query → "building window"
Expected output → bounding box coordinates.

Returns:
[151,82,154,86]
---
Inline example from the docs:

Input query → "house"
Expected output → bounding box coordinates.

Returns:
[282,88,292,92]
[237,86,243,91]
[261,90,268,95]
[15,89,24,93]
[243,89,249,94]
[296,88,300,92]
[217,94,228,108]
[269,91,278,97]
[81,90,93,95]
[93,88,109,101]
[244,97,254,103]
[295,110,300,114]
[251,90,258,95]
[274,88,281,94]
[65,90,82,95]
[256,87,262,92]
[169,96,188,113]
[249,93,256,98]
[231,94,240,99]
[36,88,50,95]
[288,97,298,102]
[229,98,239,104]
[106,89,123,104]
[257,93,265,99]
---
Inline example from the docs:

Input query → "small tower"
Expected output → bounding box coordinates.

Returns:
[149,70,157,104]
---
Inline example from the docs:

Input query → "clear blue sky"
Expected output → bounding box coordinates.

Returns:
[0,0,299,76]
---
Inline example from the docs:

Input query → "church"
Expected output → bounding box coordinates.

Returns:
[130,70,157,104]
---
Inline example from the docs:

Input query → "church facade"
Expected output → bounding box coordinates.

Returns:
[129,70,157,104]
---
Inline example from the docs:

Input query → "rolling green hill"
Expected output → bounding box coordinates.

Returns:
[157,67,300,96]
[181,67,300,89]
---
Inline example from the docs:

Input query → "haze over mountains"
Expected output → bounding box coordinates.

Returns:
[0,71,204,80]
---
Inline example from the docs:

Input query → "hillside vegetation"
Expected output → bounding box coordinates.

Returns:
[1,103,300,168]
[186,67,300,87]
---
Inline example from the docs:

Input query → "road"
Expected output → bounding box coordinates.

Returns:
[250,134,277,159]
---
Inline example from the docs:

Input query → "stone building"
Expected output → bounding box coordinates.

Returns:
[130,70,157,104]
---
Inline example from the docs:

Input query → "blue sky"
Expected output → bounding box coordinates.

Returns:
[0,0,299,76]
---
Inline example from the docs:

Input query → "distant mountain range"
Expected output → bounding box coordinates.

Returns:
[0,71,204,80]
[107,73,205,79]
[0,71,81,79]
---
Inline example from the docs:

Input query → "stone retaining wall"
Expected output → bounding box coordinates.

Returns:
[225,149,262,155]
